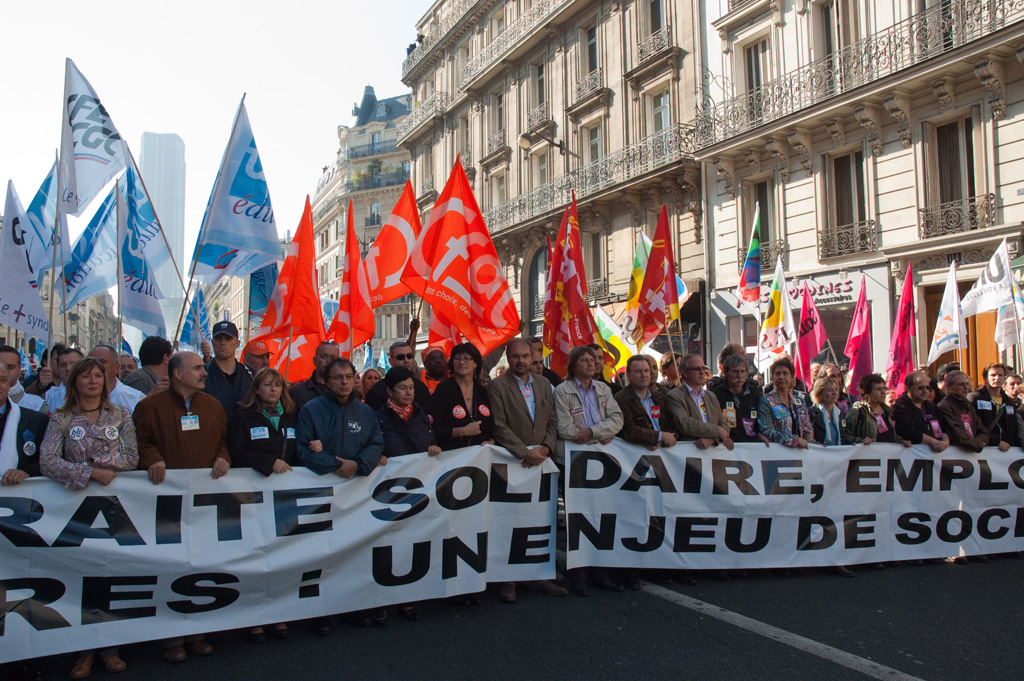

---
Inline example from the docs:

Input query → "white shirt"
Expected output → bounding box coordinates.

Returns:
[687,384,709,423]
[45,384,66,413]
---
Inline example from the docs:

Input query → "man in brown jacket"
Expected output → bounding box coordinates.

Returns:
[133,350,230,663]
[615,355,678,450]
[937,370,990,453]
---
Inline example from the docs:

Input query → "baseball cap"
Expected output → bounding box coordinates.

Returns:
[212,321,239,339]
[244,339,273,357]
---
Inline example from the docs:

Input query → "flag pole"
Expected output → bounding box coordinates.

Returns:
[47,171,64,349]
[116,187,123,352]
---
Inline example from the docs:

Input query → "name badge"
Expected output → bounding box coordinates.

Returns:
[875,413,889,433]
[977,400,994,411]
[928,418,944,439]
[650,405,661,419]
[570,406,583,416]
[69,426,86,441]
[250,426,269,440]
[750,411,758,420]
[771,405,789,420]
[724,407,736,428]
[1007,406,1015,415]
[104,426,119,440]
[348,420,362,433]
[181,415,200,431]
[726,402,735,409]
[742,418,756,437]
[286,428,296,439]
[961,414,974,438]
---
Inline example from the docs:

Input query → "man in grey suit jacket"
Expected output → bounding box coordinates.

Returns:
[489,338,566,603]
[666,354,734,451]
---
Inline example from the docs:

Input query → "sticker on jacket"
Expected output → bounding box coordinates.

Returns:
[348,421,362,433]
[250,427,269,440]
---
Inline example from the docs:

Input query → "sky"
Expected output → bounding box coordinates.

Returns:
[1,0,428,257]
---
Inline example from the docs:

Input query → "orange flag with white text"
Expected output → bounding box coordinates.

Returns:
[328,201,375,356]
[250,197,326,380]
[402,158,520,355]
[362,181,421,307]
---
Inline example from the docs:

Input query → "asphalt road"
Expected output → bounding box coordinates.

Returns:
[4,557,1021,681]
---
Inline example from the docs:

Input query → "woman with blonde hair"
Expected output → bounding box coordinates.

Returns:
[40,357,138,678]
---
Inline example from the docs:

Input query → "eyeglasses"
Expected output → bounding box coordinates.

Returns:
[684,366,706,372]
[453,355,474,363]
[393,353,414,361]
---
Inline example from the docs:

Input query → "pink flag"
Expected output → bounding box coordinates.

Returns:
[795,281,828,387]
[844,276,873,400]
[885,262,916,396]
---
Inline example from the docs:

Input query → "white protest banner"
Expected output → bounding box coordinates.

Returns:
[0,182,50,339]
[565,441,1024,570]
[0,445,557,663]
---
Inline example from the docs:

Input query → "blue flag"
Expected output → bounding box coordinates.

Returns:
[191,97,281,285]
[120,337,133,355]
[24,154,72,286]
[377,345,391,372]
[180,288,212,348]
[117,184,166,338]
[248,262,278,328]
[362,341,374,373]
[62,186,118,311]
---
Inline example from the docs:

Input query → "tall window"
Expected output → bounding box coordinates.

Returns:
[585,124,602,163]
[535,63,545,105]
[744,38,768,92]
[585,26,599,73]
[369,202,381,225]
[649,0,663,33]
[370,132,382,152]
[651,90,670,133]
[396,313,410,338]
[490,9,505,40]
[493,93,504,131]
[745,180,773,246]
[493,173,507,208]
[532,152,548,188]
[458,115,470,156]
[582,231,603,280]
[527,247,548,336]
[925,114,977,205]
[830,150,866,227]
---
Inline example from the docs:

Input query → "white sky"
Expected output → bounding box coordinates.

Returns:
[1,0,427,257]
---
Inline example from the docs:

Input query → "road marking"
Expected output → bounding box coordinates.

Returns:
[641,582,927,681]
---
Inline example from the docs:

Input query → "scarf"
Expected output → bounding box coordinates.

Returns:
[0,401,22,475]
[261,402,283,430]
[388,399,414,421]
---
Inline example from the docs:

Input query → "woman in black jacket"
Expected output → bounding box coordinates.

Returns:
[227,367,297,640]
[427,342,494,451]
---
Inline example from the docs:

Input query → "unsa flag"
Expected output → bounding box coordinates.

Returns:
[402,158,519,355]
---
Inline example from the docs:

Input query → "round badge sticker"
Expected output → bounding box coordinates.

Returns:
[104,426,119,440]
[23,441,36,456]
[69,426,86,441]
[478,404,491,417]
[452,405,467,419]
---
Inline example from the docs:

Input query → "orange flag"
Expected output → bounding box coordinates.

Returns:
[363,181,421,307]
[632,206,680,347]
[328,201,374,356]
[544,195,595,376]
[250,197,326,380]
[402,157,520,355]
[427,307,462,357]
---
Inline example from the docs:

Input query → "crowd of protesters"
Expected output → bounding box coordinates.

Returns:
[1,322,1020,678]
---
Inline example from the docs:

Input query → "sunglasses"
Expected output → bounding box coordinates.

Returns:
[393,353,415,361]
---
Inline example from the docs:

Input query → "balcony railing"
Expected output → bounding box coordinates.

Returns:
[918,193,996,238]
[460,152,473,170]
[527,102,549,131]
[487,130,507,155]
[737,238,786,272]
[818,219,877,260]
[344,171,410,193]
[638,25,671,63]
[459,0,571,90]
[347,139,398,160]
[401,0,476,79]
[397,92,452,142]
[420,176,434,195]
[532,279,609,313]
[728,0,759,11]
[484,123,696,234]
[365,215,382,227]
[695,0,1024,149]
[576,68,603,103]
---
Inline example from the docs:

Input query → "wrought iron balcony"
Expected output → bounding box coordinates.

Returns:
[527,102,550,131]
[344,171,410,193]
[460,152,472,170]
[365,215,382,227]
[530,278,609,314]
[487,130,507,155]
[576,68,603,103]
[737,238,786,272]
[638,25,671,63]
[346,139,398,160]
[397,92,452,143]
[695,0,1024,149]
[918,193,996,239]
[401,0,476,80]
[459,0,571,90]
[818,219,877,260]
[484,123,696,234]
[420,175,434,195]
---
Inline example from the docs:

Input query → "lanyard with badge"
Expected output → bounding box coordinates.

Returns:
[181,398,200,431]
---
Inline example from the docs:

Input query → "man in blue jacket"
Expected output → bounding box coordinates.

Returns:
[296,357,384,478]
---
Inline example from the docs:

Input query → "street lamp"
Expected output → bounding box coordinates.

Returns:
[518,132,581,159]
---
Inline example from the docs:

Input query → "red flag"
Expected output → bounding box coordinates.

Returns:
[632,206,680,347]
[427,308,462,357]
[544,197,591,376]
[251,197,325,380]
[795,281,828,387]
[885,262,915,396]
[328,201,374,356]
[401,158,519,354]
[363,181,422,307]
[843,276,873,400]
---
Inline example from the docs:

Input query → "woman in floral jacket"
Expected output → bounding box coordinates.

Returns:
[757,356,813,448]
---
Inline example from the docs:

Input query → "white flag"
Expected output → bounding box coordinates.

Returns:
[0,182,50,339]
[191,97,281,284]
[59,59,127,216]
[24,153,73,285]
[961,238,1014,317]
[927,261,966,365]
[117,185,166,338]
[758,256,796,355]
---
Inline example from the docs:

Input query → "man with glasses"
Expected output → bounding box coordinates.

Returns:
[291,341,340,411]
[892,371,950,453]
[937,370,989,453]
[364,342,431,410]
[666,354,734,450]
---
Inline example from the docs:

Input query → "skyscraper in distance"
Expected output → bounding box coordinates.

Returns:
[139,132,186,336]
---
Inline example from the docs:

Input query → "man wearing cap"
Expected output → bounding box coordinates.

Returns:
[421,347,449,394]
[203,321,254,417]
[364,342,431,410]
[124,336,172,395]
[291,340,340,412]
[243,339,273,372]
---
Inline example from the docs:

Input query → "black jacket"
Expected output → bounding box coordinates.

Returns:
[290,372,329,412]
[427,378,494,451]
[226,406,298,476]
[365,376,431,412]
[376,404,437,456]
[809,403,853,445]
[203,360,254,417]
[892,395,946,445]
[1,402,49,477]
[967,389,1020,447]
[710,382,763,443]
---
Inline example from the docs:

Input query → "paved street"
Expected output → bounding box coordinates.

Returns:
[4,557,1022,681]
